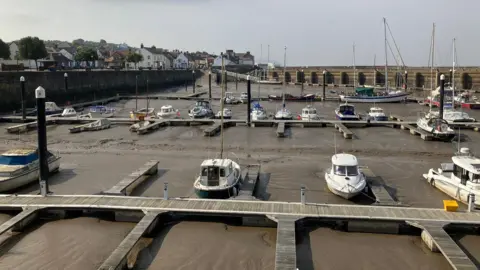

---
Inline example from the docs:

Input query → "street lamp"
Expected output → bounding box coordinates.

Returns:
[192,69,196,93]
[20,76,26,121]
[64,72,69,92]
[322,70,327,100]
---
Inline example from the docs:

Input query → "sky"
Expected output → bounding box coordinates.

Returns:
[1,0,479,66]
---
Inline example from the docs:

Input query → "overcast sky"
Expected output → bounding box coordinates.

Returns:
[2,0,479,66]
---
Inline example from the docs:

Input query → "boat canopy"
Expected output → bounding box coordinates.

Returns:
[369,107,384,113]
[452,155,480,175]
[195,100,210,107]
[338,104,355,115]
[355,87,374,96]
[200,159,233,186]
[332,154,358,166]
[302,106,316,114]
[0,151,38,165]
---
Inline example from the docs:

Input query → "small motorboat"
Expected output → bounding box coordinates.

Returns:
[61,107,78,118]
[129,120,155,132]
[416,114,455,140]
[130,107,155,120]
[423,147,480,207]
[427,109,476,124]
[215,108,232,119]
[157,105,180,119]
[69,119,111,133]
[324,153,367,199]
[251,102,268,120]
[193,158,241,199]
[274,104,293,120]
[240,92,249,103]
[0,148,61,192]
[188,101,214,119]
[90,105,115,114]
[301,105,321,121]
[30,102,63,116]
[366,107,388,121]
[224,92,242,104]
[335,103,361,120]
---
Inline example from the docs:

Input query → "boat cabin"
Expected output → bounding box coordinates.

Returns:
[369,107,384,114]
[302,106,317,115]
[338,104,356,116]
[61,107,77,117]
[195,100,211,108]
[45,102,61,112]
[331,154,359,176]
[160,105,174,114]
[446,149,480,187]
[199,159,235,186]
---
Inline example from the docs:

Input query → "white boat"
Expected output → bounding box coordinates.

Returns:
[423,147,480,208]
[130,107,155,120]
[324,153,367,199]
[427,109,476,124]
[129,120,155,132]
[251,102,268,120]
[157,105,179,119]
[69,119,111,133]
[416,114,455,140]
[61,107,78,117]
[224,92,241,104]
[193,54,241,199]
[215,108,232,119]
[240,92,248,103]
[258,80,282,85]
[339,91,409,103]
[301,105,321,121]
[335,103,361,120]
[274,106,293,120]
[366,107,388,121]
[0,148,60,192]
[188,100,214,119]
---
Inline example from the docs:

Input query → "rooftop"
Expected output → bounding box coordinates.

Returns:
[332,153,358,166]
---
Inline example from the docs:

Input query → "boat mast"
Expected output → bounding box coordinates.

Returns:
[431,23,435,91]
[220,53,225,159]
[383,18,388,91]
[353,43,356,88]
[283,46,287,109]
[452,38,456,108]
[259,44,262,99]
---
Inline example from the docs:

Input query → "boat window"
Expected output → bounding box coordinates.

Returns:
[454,165,469,185]
[334,165,358,176]
[220,168,225,177]
[207,166,220,186]
[469,172,480,183]
[201,167,208,176]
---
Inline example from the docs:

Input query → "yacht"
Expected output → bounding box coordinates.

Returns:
[224,92,241,104]
[427,109,476,124]
[335,103,361,120]
[301,105,321,121]
[157,105,179,119]
[130,107,156,120]
[240,92,248,103]
[416,113,455,140]
[324,153,367,199]
[215,108,233,119]
[366,107,388,121]
[0,148,61,192]
[61,107,78,118]
[251,102,268,120]
[188,100,214,119]
[423,147,480,207]
[274,104,293,120]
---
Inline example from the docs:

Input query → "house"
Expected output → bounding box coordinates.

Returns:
[38,52,73,69]
[137,46,172,69]
[104,51,127,69]
[173,52,191,69]
[59,47,76,61]
[9,42,19,60]
[212,55,236,67]
[237,51,254,66]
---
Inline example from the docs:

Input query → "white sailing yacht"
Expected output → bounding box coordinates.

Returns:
[193,54,241,199]
[274,46,293,120]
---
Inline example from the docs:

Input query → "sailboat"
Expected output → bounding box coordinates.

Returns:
[130,78,156,120]
[251,46,268,120]
[194,53,242,199]
[274,46,294,120]
[340,19,409,103]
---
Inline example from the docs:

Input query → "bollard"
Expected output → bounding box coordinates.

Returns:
[192,70,196,93]
[208,71,212,99]
[301,185,306,204]
[163,182,168,200]
[36,86,50,196]
[404,70,408,91]
[64,72,69,92]
[439,74,445,120]
[468,193,475,212]
[135,75,139,111]
[20,76,26,122]
[322,70,327,101]
[247,75,251,125]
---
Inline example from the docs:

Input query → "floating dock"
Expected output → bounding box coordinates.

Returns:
[234,165,261,200]
[334,123,353,139]
[361,166,402,206]
[103,160,159,196]
[276,122,286,137]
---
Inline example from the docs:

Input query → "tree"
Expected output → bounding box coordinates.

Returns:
[100,39,107,45]
[0,39,10,59]
[75,47,98,67]
[19,36,48,69]
[127,52,143,69]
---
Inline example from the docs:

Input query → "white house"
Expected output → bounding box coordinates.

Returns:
[9,42,19,60]
[59,49,74,61]
[137,47,172,69]
[173,53,192,69]
[212,55,235,67]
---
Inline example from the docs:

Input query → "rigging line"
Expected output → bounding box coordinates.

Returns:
[387,40,400,67]
[427,31,433,68]
[386,21,406,68]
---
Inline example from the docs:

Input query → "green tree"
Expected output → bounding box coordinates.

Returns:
[75,47,98,67]
[0,39,10,59]
[19,36,48,69]
[127,52,143,69]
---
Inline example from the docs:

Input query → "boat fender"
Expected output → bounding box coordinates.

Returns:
[232,187,238,196]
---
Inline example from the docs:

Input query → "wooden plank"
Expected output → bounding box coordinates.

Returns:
[275,216,298,270]
[97,211,161,270]
[361,167,399,206]
[137,121,168,135]
[236,165,260,198]
[276,122,286,137]
[203,123,222,136]
[0,207,41,234]
[335,123,353,139]
[103,160,159,196]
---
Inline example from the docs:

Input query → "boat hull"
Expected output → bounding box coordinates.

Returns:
[340,93,409,103]
[0,157,61,192]
[423,171,480,207]
[194,185,238,199]
[367,115,388,121]
[335,114,360,121]
[268,96,315,102]
[325,173,366,200]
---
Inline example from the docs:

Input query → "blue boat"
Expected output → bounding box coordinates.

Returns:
[335,103,361,120]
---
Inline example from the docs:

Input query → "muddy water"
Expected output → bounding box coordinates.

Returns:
[0,78,479,269]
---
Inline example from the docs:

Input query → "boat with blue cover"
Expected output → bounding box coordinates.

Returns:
[335,103,361,120]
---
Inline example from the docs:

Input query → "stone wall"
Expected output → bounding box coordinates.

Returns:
[0,70,200,112]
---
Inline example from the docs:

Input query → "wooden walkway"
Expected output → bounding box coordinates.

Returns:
[276,122,286,137]
[98,211,161,270]
[0,207,40,235]
[334,123,353,139]
[361,167,400,206]
[103,160,159,196]
[408,221,478,270]
[275,216,299,270]
[400,123,433,141]
[0,195,480,224]
[234,165,260,200]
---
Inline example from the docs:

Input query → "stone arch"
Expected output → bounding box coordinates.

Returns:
[462,72,471,89]
[285,72,291,83]
[395,72,403,88]
[415,72,424,88]
[358,72,366,85]
[340,72,349,85]
[311,72,318,84]
[326,72,334,84]
[375,71,384,85]
[272,71,279,80]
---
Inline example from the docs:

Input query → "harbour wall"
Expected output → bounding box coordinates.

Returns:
[265,66,480,90]
[0,70,201,112]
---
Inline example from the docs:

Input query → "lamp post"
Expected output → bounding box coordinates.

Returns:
[208,71,212,99]
[35,86,50,196]
[192,70,196,93]
[20,76,26,122]
[64,72,68,92]
[322,70,327,101]
[404,70,408,91]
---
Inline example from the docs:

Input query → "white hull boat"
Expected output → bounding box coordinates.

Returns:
[188,101,214,119]
[251,102,268,120]
[61,107,78,118]
[69,119,111,133]
[129,120,155,132]
[335,103,361,120]
[0,148,60,192]
[324,153,367,199]
[224,92,241,104]
[157,105,179,119]
[423,147,480,208]
[427,110,476,124]
[301,105,321,121]
[193,158,241,199]
[240,93,248,103]
[274,108,293,120]
[416,115,455,140]
[340,92,409,103]
[366,107,388,121]
[215,108,232,119]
